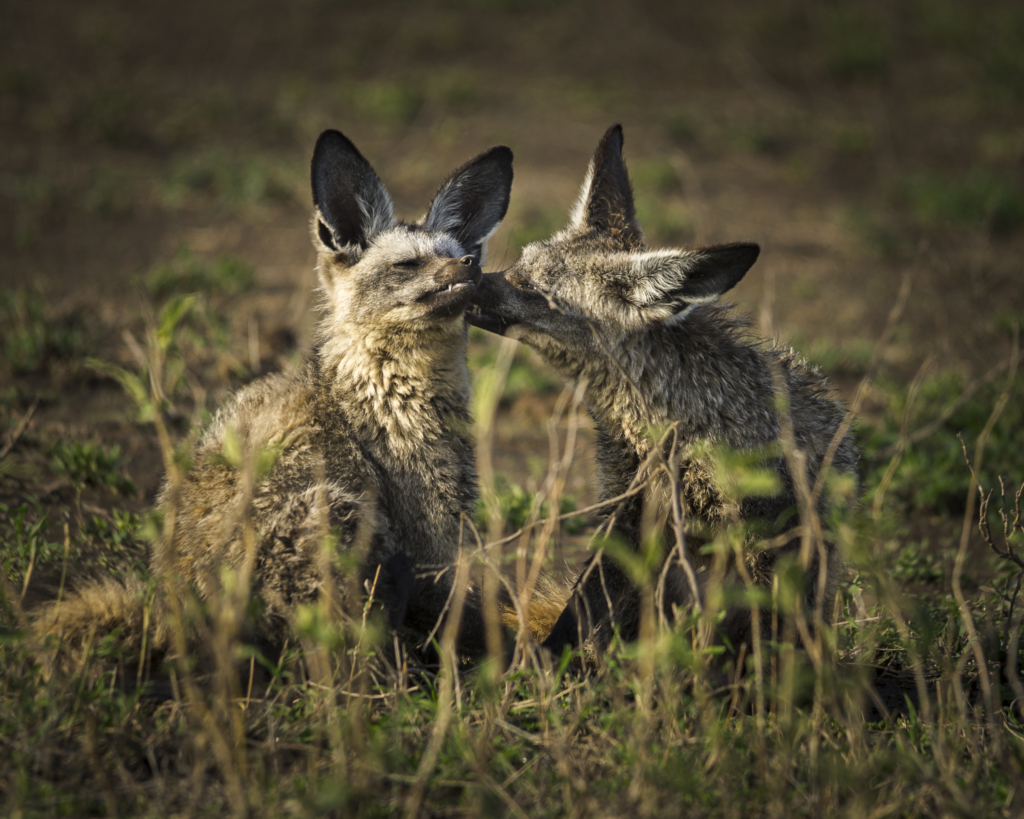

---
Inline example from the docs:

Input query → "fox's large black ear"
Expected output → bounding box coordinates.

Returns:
[311,130,396,252]
[625,242,760,321]
[422,146,513,265]
[569,124,642,247]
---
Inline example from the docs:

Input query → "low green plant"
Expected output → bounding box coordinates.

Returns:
[631,158,680,194]
[902,169,1024,234]
[80,510,147,576]
[80,165,135,217]
[91,247,257,425]
[507,204,565,253]
[49,439,135,496]
[997,310,1024,337]
[635,193,693,245]
[789,331,874,377]
[428,70,479,114]
[346,79,424,126]
[978,6,1024,99]
[162,150,298,210]
[915,0,976,50]
[144,246,255,299]
[891,539,944,585]
[68,82,145,147]
[844,206,907,259]
[725,122,788,157]
[0,502,69,585]
[4,456,1024,818]
[0,501,145,595]
[88,292,204,423]
[832,122,875,154]
[821,3,892,82]
[0,288,88,375]
[662,109,701,145]
[863,370,1024,516]
[476,475,583,534]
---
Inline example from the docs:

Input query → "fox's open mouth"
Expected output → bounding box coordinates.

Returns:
[465,309,517,335]
[419,279,477,315]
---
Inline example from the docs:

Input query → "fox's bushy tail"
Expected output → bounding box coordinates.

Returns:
[30,577,174,678]
[499,575,572,643]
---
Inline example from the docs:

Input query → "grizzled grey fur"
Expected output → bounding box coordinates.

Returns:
[36,130,513,668]
[469,125,858,656]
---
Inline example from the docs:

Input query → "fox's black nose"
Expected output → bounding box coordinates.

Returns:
[459,255,475,266]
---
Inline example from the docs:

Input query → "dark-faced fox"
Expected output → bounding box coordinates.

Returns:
[34,130,513,673]
[470,125,858,657]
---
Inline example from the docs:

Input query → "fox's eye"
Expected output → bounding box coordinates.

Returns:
[395,259,421,269]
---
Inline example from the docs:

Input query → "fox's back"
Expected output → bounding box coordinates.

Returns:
[584,306,853,525]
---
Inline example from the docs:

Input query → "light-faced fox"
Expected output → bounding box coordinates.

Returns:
[470,125,858,657]
[34,130,513,672]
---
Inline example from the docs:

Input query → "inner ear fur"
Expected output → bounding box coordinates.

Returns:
[422,145,513,264]
[677,243,760,301]
[572,124,643,248]
[310,129,396,251]
[629,242,761,308]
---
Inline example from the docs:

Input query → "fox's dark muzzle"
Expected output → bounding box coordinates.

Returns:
[466,271,519,335]
[418,255,481,316]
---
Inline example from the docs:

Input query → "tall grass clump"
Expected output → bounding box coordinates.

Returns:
[2,295,1023,818]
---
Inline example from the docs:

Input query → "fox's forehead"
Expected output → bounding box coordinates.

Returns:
[514,241,571,289]
[519,228,621,272]
[365,228,464,262]
[518,241,554,271]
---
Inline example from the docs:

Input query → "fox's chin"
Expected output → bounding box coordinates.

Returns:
[466,310,517,336]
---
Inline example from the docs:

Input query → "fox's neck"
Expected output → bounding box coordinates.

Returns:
[316,323,478,567]
[318,325,473,459]
[533,310,777,487]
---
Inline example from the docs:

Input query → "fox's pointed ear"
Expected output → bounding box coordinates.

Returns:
[422,146,513,265]
[626,243,760,319]
[311,130,396,253]
[569,124,642,247]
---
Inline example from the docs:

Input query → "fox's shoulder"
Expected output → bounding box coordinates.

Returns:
[197,362,320,457]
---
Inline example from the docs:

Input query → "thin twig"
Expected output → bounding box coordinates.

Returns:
[810,272,912,512]
[0,396,39,460]
[880,359,1012,453]
[953,335,1019,760]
